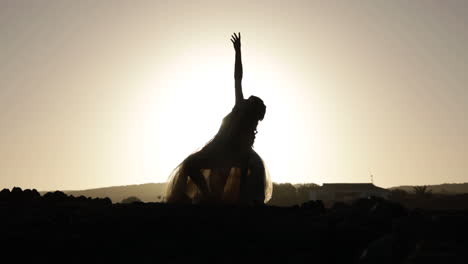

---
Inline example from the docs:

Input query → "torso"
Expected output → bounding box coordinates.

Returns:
[200,100,257,164]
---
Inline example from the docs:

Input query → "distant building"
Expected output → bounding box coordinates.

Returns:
[309,183,389,206]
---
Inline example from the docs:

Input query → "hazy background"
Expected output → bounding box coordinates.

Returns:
[1,0,467,190]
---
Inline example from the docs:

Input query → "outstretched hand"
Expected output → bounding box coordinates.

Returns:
[231,32,241,51]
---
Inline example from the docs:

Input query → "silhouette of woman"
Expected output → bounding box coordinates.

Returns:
[165,33,272,205]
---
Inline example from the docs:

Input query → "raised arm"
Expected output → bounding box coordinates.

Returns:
[231,32,243,105]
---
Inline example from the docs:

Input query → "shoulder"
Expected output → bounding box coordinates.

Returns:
[222,100,247,123]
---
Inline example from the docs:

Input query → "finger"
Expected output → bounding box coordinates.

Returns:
[238,32,241,40]
[233,32,238,39]
[231,34,236,41]
[231,39,234,44]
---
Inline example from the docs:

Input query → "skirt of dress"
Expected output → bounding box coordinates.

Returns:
[165,145,272,205]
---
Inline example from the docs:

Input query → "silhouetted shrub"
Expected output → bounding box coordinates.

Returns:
[7,187,27,203]
[121,196,142,204]
[0,188,10,201]
[102,197,112,205]
[43,191,68,202]
[23,189,34,201]
[12,187,22,193]
[31,189,40,197]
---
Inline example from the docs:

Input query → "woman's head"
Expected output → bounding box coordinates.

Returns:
[246,95,266,121]
[236,96,266,148]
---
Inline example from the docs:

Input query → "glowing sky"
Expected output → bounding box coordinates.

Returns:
[1,0,467,190]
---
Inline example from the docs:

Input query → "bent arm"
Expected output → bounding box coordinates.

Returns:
[231,33,243,105]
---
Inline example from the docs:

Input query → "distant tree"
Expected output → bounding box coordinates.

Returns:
[121,196,142,204]
[413,186,432,197]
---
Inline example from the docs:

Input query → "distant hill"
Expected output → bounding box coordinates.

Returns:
[41,183,167,203]
[390,183,468,194]
[40,182,468,205]
[39,182,323,205]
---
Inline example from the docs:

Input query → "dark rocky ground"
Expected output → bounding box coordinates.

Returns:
[1,188,467,263]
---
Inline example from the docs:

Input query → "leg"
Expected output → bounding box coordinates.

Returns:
[248,149,267,204]
[239,156,250,204]
[188,168,210,196]
[184,155,211,198]
[210,167,230,199]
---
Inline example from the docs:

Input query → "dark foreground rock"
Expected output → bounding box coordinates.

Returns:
[0,190,467,263]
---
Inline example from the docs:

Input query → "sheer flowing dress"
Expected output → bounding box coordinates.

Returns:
[165,100,272,204]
